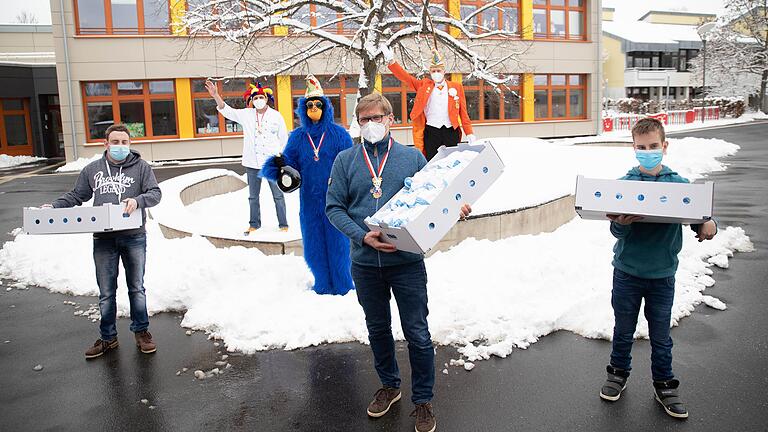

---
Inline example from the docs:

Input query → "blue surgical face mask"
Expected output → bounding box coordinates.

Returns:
[635,149,663,170]
[109,144,130,161]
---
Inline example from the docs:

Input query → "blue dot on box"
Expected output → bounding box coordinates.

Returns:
[469,180,476,187]
[428,223,435,230]
[615,193,623,200]
[77,217,82,222]
[637,194,645,201]
[455,193,462,201]
[35,219,40,225]
[91,217,96,222]
[594,191,602,198]
[660,195,668,203]
[123,213,130,218]
[683,197,691,204]
[442,208,449,215]
[49,218,54,224]
[482,167,489,174]
[63,218,68,223]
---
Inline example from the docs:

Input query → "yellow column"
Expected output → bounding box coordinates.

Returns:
[276,75,294,130]
[450,73,463,83]
[374,74,382,93]
[522,73,535,122]
[520,0,533,40]
[273,1,289,35]
[448,0,461,38]
[175,78,195,138]
[170,0,187,36]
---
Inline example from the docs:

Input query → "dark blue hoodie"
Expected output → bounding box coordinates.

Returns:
[610,165,715,279]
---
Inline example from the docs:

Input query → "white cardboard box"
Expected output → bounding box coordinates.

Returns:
[365,141,505,254]
[23,203,143,235]
[575,175,713,224]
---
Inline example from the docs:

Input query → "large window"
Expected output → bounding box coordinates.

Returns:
[533,0,585,40]
[460,1,520,35]
[0,99,33,155]
[384,1,449,33]
[290,3,361,34]
[625,50,699,71]
[191,77,277,136]
[462,75,522,122]
[381,75,416,126]
[75,0,171,35]
[290,75,359,127]
[533,74,587,120]
[82,80,178,141]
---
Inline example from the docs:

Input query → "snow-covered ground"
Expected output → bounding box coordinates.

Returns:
[560,111,768,145]
[151,136,740,241]
[0,154,45,169]
[0,136,752,362]
[56,153,243,173]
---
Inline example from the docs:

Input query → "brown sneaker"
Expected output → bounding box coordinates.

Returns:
[410,403,436,432]
[135,331,156,354]
[366,387,401,418]
[85,338,118,359]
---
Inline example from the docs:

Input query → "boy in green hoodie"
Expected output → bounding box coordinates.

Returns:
[599,118,717,419]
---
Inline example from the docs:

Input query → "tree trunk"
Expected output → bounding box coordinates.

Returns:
[360,58,378,98]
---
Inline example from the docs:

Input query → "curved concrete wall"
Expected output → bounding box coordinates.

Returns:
[159,174,577,256]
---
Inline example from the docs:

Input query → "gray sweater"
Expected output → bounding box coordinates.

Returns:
[52,150,162,238]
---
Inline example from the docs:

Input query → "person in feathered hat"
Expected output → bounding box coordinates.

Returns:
[206,79,290,235]
[260,75,355,295]
[380,45,476,160]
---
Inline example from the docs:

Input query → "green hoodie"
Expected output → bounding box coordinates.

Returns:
[610,165,714,279]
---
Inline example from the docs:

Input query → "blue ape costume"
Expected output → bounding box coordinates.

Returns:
[261,95,355,295]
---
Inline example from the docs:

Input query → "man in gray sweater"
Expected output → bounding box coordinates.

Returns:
[326,93,471,432]
[48,124,162,359]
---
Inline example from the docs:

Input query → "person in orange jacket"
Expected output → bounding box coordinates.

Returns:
[380,44,476,160]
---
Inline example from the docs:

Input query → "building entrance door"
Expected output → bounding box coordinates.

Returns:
[0,98,34,156]
[41,95,64,158]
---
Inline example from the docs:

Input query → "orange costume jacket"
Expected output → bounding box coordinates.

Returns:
[388,62,474,155]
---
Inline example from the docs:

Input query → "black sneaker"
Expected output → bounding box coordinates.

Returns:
[654,379,688,419]
[600,365,629,401]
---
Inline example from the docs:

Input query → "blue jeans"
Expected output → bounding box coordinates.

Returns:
[351,260,434,404]
[610,268,676,381]
[246,167,288,229]
[93,233,149,340]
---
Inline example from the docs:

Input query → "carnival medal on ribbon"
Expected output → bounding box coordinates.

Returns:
[307,132,325,161]
[362,138,393,199]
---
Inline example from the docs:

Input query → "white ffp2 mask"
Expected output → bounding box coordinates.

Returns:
[253,99,267,110]
[361,121,387,143]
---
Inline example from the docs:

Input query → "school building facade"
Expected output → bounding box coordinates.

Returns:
[50,0,603,162]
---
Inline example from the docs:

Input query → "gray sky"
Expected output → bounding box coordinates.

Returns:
[0,0,727,26]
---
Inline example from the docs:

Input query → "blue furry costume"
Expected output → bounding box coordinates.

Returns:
[261,96,355,295]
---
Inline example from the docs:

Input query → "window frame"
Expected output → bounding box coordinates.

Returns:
[0,98,34,156]
[533,74,588,121]
[81,80,180,143]
[74,0,173,35]
[190,77,278,138]
[290,75,359,128]
[461,75,523,122]
[532,0,587,41]
[458,0,521,37]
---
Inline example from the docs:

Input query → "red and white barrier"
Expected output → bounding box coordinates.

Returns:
[602,106,723,132]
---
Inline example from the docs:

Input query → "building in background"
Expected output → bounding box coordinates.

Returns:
[602,8,715,102]
[0,24,62,158]
[49,0,603,162]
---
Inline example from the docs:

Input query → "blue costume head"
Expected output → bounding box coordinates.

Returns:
[296,75,336,134]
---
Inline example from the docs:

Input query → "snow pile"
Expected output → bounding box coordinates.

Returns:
[56,154,244,173]
[56,154,101,172]
[368,150,478,227]
[0,154,45,169]
[0,135,752,360]
[0,218,752,358]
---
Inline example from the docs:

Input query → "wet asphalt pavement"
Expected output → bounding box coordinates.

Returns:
[1,123,767,431]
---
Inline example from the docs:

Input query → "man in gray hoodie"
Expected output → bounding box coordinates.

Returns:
[48,124,162,359]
